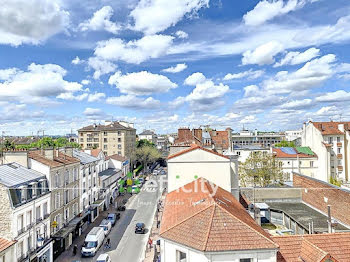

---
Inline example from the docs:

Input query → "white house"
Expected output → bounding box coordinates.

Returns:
[0,163,53,262]
[0,238,16,262]
[167,144,239,199]
[285,130,302,142]
[160,178,279,262]
[106,154,130,176]
[225,145,270,163]
[302,121,350,183]
[138,130,157,144]
[98,168,123,210]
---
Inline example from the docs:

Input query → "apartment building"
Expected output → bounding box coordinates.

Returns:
[302,121,350,183]
[0,239,16,262]
[138,130,157,144]
[227,145,270,163]
[232,129,285,147]
[78,121,136,158]
[0,163,52,262]
[106,154,130,176]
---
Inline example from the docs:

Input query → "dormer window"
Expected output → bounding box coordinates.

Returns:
[19,186,27,203]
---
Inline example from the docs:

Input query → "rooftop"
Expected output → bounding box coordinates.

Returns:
[78,121,135,132]
[29,150,80,168]
[273,232,350,262]
[139,130,155,135]
[99,168,121,178]
[160,178,278,252]
[106,154,128,162]
[272,147,317,159]
[89,149,103,157]
[0,163,46,187]
[167,144,229,160]
[312,121,350,135]
[72,149,99,164]
[0,238,15,253]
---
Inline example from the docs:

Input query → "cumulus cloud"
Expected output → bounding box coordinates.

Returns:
[129,0,209,35]
[0,68,19,80]
[315,90,350,103]
[242,41,284,65]
[78,6,120,34]
[274,47,320,67]
[175,30,189,39]
[0,0,69,46]
[162,63,187,73]
[83,108,104,116]
[184,72,206,86]
[280,99,313,110]
[243,0,316,26]
[240,115,257,124]
[223,69,264,81]
[87,92,106,102]
[108,71,177,95]
[93,34,174,64]
[315,106,340,117]
[81,79,90,85]
[168,96,186,109]
[87,57,117,79]
[57,93,88,101]
[72,56,84,65]
[106,95,160,109]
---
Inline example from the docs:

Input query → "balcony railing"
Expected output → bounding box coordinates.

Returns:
[337,154,343,159]
[36,217,43,223]
[337,142,342,147]
[17,227,25,236]
[338,166,343,171]
[17,253,28,262]
[44,213,50,219]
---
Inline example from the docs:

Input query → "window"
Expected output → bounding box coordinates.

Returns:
[337,136,340,142]
[64,190,69,204]
[27,210,32,226]
[104,131,107,136]
[118,144,122,149]
[55,193,60,209]
[338,148,341,154]
[17,214,24,232]
[55,172,59,187]
[310,161,314,168]
[338,159,342,165]
[104,138,107,142]
[118,151,122,155]
[118,138,121,142]
[176,250,186,262]
[104,145,107,149]
[43,202,48,217]
[329,137,333,143]
[118,131,121,135]
[36,206,41,221]
[240,259,252,262]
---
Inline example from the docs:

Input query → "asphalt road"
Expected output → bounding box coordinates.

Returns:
[80,176,162,262]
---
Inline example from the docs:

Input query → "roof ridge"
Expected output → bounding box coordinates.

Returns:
[203,202,216,251]
[160,203,214,235]
[215,203,278,248]
[301,238,329,261]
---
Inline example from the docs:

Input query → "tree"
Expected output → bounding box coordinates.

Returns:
[131,145,161,175]
[3,139,15,150]
[275,140,295,147]
[18,137,81,149]
[136,139,155,148]
[239,152,284,187]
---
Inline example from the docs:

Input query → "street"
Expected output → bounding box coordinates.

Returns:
[57,175,162,262]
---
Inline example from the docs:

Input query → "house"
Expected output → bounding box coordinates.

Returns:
[106,154,130,176]
[138,130,157,144]
[160,178,279,262]
[272,147,318,182]
[167,144,239,199]
[226,145,270,163]
[301,121,350,184]
[272,233,350,262]
[0,163,52,262]
[78,120,136,157]
[0,238,16,262]
[156,135,168,151]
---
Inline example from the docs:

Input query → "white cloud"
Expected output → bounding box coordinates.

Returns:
[242,41,284,65]
[57,93,88,101]
[106,95,161,109]
[0,0,69,46]
[0,68,19,80]
[274,47,320,67]
[316,90,350,103]
[184,72,206,86]
[243,85,260,97]
[81,79,90,85]
[162,63,187,73]
[0,63,82,102]
[168,96,186,109]
[93,34,174,64]
[88,92,106,102]
[175,30,189,39]
[78,6,120,34]
[280,99,313,110]
[108,71,177,95]
[243,0,313,26]
[72,56,84,65]
[83,108,104,116]
[223,69,264,81]
[129,0,209,35]
[240,115,257,124]
[315,106,340,116]
[87,57,117,79]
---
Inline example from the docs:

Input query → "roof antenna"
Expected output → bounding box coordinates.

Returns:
[339,114,343,122]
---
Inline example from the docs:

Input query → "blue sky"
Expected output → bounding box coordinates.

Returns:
[0,0,350,135]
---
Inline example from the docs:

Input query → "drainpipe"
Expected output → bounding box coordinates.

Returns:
[327,205,332,233]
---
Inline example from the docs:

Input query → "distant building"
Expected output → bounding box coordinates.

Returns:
[156,135,168,151]
[138,130,157,144]
[227,145,270,163]
[284,130,302,142]
[0,163,52,262]
[78,121,136,158]
[167,144,239,199]
[65,133,78,143]
[232,129,285,147]
[160,178,279,262]
[302,121,350,183]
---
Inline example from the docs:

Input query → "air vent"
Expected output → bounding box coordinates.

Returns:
[193,199,205,206]
[7,163,18,169]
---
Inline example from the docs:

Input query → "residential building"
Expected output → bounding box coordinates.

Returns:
[284,129,302,143]
[301,121,350,183]
[232,129,285,147]
[65,133,78,143]
[98,168,123,210]
[84,149,109,173]
[167,144,239,199]
[226,145,270,163]
[0,163,52,262]
[0,238,16,262]
[156,135,168,151]
[106,154,130,176]
[160,178,279,262]
[138,130,157,144]
[78,120,136,158]
[272,147,318,182]
[71,149,99,221]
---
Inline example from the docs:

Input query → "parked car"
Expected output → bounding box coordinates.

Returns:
[138,177,145,184]
[99,219,112,236]
[81,227,105,257]
[96,254,111,262]
[107,213,117,226]
[135,222,146,234]
[117,205,126,211]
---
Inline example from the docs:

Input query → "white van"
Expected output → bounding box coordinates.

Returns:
[99,219,112,236]
[81,227,105,257]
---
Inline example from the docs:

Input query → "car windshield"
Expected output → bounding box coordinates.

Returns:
[84,241,97,248]
[136,223,144,227]
[108,215,114,219]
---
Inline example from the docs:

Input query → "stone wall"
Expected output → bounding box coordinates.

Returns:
[0,184,14,240]
[240,187,302,203]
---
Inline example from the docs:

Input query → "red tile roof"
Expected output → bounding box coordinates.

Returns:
[167,144,229,160]
[312,121,350,135]
[90,149,103,157]
[273,232,350,262]
[29,150,79,168]
[272,148,317,159]
[160,178,278,252]
[0,238,15,253]
[106,154,128,162]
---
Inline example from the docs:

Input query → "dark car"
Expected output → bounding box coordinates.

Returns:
[117,205,126,211]
[116,212,121,220]
[135,223,146,234]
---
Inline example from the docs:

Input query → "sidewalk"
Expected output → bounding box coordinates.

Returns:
[57,193,132,261]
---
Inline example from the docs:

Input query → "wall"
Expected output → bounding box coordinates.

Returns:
[0,184,13,240]
[240,188,302,203]
[0,244,15,262]
[293,173,350,226]
[2,152,28,167]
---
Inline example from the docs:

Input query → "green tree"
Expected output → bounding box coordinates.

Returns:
[239,152,284,187]
[18,137,81,149]
[3,139,15,150]
[275,140,295,147]
[131,145,161,174]
[136,139,155,148]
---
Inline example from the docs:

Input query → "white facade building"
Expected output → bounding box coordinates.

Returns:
[226,145,270,163]
[232,129,285,147]
[167,144,239,199]
[0,163,53,262]
[138,130,157,144]
[106,154,130,176]
[285,130,302,142]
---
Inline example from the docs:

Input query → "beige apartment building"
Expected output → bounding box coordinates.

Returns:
[78,121,136,157]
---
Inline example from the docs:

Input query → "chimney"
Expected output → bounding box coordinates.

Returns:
[64,147,73,157]
[327,205,332,233]
[43,148,54,160]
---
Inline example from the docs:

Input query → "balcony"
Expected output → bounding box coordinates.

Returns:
[36,217,43,223]
[17,253,28,262]
[44,213,50,219]
[337,154,343,159]
[17,227,25,236]
[338,166,343,171]
[337,142,342,147]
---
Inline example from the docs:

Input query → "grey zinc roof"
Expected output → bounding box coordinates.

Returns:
[0,163,46,187]
[139,130,155,135]
[72,149,99,164]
